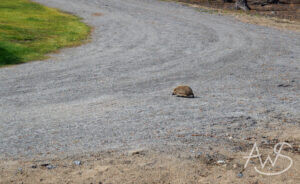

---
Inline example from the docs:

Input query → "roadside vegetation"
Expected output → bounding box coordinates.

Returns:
[164,0,300,32]
[0,0,90,66]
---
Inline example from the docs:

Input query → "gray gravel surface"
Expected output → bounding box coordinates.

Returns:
[0,0,299,159]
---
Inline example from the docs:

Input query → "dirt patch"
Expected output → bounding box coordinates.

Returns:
[92,12,103,16]
[1,127,299,184]
[166,0,300,32]
[177,0,300,20]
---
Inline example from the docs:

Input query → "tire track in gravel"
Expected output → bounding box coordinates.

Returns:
[0,0,299,159]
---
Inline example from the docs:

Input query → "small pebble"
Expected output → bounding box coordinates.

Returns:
[237,172,243,178]
[46,165,56,170]
[217,160,225,164]
[74,160,82,165]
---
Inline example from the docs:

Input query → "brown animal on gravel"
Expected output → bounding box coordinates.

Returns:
[172,86,194,98]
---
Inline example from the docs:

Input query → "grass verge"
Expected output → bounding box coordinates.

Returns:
[0,0,91,67]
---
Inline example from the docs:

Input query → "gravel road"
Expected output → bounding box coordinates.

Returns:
[0,0,299,159]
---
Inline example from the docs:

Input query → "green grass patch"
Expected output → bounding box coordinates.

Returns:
[0,0,91,66]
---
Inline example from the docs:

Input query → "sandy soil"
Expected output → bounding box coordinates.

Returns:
[1,126,299,184]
